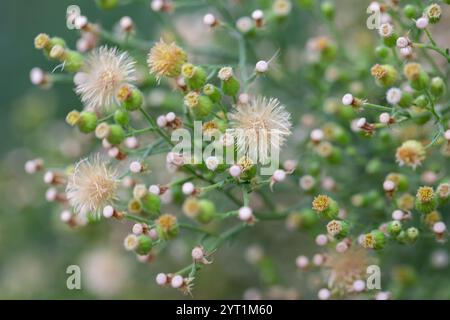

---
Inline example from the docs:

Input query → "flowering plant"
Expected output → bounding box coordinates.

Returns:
[24,0,450,299]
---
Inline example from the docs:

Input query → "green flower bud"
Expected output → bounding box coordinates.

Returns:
[404,63,429,90]
[320,1,335,20]
[114,109,130,126]
[65,50,84,72]
[414,94,429,108]
[96,0,119,10]
[128,198,142,214]
[156,214,179,240]
[312,195,339,220]
[182,63,207,90]
[430,77,445,98]
[437,183,450,205]
[426,4,442,23]
[140,193,161,217]
[77,111,97,133]
[197,199,216,224]
[375,46,390,59]
[222,77,240,97]
[203,84,221,103]
[415,186,438,214]
[326,219,349,240]
[49,37,67,50]
[366,159,382,174]
[299,208,319,229]
[403,5,418,19]
[371,64,398,87]
[106,124,125,145]
[386,173,409,192]
[387,220,402,236]
[362,230,386,250]
[398,91,413,108]
[406,227,419,243]
[184,92,213,119]
[117,85,143,111]
[135,235,153,255]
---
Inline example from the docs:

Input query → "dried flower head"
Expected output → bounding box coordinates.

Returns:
[312,195,330,212]
[395,140,426,169]
[229,96,292,164]
[324,249,373,294]
[75,46,136,111]
[147,39,187,80]
[417,186,434,203]
[156,214,177,233]
[66,156,119,216]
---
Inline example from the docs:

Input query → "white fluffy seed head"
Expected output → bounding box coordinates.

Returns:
[165,112,176,122]
[102,205,115,218]
[252,9,264,20]
[255,60,269,73]
[342,93,354,106]
[383,180,396,191]
[318,288,331,300]
[129,161,142,173]
[272,169,286,182]
[132,223,144,235]
[60,210,72,223]
[238,206,253,221]
[191,247,204,260]
[182,182,195,195]
[295,255,309,269]
[157,115,167,128]
[396,37,409,48]
[444,130,450,141]
[206,156,219,171]
[171,275,184,288]
[379,112,391,124]
[315,234,328,246]
[310,129,324,142]
[392,210,404,221]
[356,117,367,128]
[416,17,429,29]
[149,184,160,195]
[433,222,447,234]
[229,165,242,177]
[352,280,366,292]
[386,87,402,105]
[156,273,167,285]
[203,13,216,26]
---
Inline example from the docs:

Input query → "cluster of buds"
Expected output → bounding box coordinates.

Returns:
[396,36,413,59]
[155,273,194,295]
[157,112,182,129]
[166,152,185,172]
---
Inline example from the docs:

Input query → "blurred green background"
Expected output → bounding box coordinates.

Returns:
[1,0,449,300]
